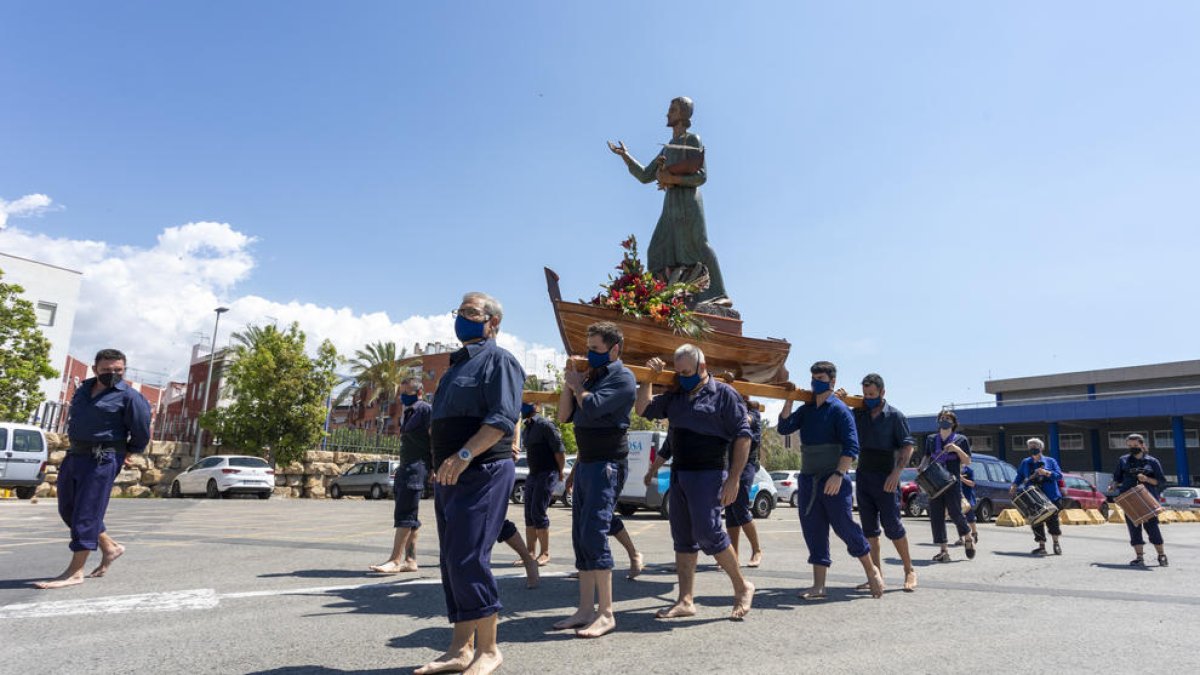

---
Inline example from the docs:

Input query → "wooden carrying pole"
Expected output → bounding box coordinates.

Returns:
[522,361,864,409]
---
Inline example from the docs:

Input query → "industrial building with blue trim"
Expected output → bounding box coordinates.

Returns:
[909,360,1198,487]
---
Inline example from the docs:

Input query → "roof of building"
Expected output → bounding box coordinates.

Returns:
[985,359,1200,394]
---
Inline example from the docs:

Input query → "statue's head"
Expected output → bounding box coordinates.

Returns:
[667,97,693,129]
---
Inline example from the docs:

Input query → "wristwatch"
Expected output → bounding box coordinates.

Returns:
[457,448,472,461]
[834,470,846,478]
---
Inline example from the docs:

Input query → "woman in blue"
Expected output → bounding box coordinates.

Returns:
[920,410,976,562]
[416,292,523,675]
[636,344,755,620]
[1008,438,1063,555]
[1113,434,1169,567]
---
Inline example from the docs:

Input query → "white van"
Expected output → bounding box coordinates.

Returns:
[0,423,49,500]
[616,429,777,520]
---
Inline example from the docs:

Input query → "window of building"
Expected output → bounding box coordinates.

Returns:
[35,301,57,327]
[1012,435,1042,451]
[1153,429,1200,450]
[968,436,993,453]
[1109,431,1150,450]
[1059,433,1084,451]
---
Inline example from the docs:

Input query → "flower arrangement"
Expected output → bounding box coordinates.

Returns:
[587,235,710,338]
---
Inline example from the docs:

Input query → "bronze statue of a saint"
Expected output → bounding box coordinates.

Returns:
[608,97,731,308]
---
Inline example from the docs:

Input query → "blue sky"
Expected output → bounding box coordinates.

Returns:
[2,1,1198,414]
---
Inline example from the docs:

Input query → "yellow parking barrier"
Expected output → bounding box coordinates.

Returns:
[1084,509,1107,525]
[1107,504,1126,523]
[1059,508,1093,525]
[1157,510,1177,524]
[1174,510,1197,523]
[996,509,1027,527]
[0,488,13,499]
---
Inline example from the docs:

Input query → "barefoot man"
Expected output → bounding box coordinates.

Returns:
[726,396,764,567]
[519,402,565,566]
[370,377,431,574]
[35,348,150,589]
[553,321,643,638]
[853,373,917,592]
[777,361,883,601]
[416,292,523,675]
[636,344,755,621]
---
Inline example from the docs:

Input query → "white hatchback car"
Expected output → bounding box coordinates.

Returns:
[0,423,48,500]
[772,470,801,506]
[170,455,275,499]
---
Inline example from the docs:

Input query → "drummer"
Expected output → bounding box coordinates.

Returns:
[1008,438,1064,555]
[920,411,976,562]
[1112,434,1169,567]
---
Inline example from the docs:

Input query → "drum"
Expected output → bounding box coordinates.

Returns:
[916,462,956,499]
[1115,484,1164,526]
[1014,487,1058,525]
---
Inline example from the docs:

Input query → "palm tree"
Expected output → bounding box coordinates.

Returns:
[348,341,422,410]
[230,323,278,352]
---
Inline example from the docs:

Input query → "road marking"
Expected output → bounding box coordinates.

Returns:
[0,572,565,619]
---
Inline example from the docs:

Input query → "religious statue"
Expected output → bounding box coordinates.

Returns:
[608,96,732,310]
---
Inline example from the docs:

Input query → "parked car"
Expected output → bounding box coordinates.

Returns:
[1160,486,1200,510]
[552,456,576,507]
[772,470,801,506]
[170,455,276,499]
[1060,472,1110,517]
[750,466,778,518]
[915,454,1018,522]
[328,459,401,500]
[0,423,48,500]
[900,467,922,517]
[514,454,576,505]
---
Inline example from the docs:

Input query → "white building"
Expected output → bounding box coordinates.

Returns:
[0,252,82,412]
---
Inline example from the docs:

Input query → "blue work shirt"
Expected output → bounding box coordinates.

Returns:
[777,396,859,458]
[430,339,524,435]
[1113,453,1167,498]
[398,400,432,465]
[67,378,152,452]
[1014,454,1063,502]
[522,414,564,474]
[642,376,752,442]
[568,360,636,430]
[746,407,762,466]
[961,465,977,502]
[853,401,913,472]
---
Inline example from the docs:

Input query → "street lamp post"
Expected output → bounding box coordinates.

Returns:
[194,306,230,462]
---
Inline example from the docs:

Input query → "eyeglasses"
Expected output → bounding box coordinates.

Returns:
[452,307,490,320]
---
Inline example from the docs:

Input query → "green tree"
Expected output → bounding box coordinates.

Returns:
[348,341,420,410]
[201,322,338,466]
[0,270,58,421]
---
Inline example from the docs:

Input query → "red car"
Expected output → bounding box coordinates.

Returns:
[1059,473,1109,517]
[900,467,922,517]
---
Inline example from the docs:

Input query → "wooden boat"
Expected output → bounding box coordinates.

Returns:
[544,267,791,384]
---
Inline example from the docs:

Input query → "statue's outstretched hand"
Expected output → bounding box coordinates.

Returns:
[607,140,628,157]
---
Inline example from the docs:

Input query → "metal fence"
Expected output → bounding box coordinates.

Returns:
[324,427,403,455]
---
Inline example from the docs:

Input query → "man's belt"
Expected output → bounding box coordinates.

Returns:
[68,442,126,460]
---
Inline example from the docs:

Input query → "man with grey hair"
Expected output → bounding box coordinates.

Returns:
[1009,437,1064,555]
[636,344,755,621]
[370,376,431,574]
[416,291,524,675]
[1112,434,1168,567]
[608,97,731,306]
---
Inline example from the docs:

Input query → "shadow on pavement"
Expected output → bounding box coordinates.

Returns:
[1089,562,1157,571]
[259,569,384,580]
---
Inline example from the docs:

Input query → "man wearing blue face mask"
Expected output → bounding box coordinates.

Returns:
[852,373,917,592]
[370,377,432,574]
[519,402,565,567]
[636,344,756,621]
[35,348,150,590]
[417,292,524,675]
[1009,437,1064,556]
[778,361,883,600]
[553,321,643,639]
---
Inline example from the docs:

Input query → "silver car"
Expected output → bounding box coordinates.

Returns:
[772,470,801,506]
[330,460,401,500]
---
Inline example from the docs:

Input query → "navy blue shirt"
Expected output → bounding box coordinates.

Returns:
[568,360,636,430]
[398,400,432,465]
[68,378,152,452]
[853,402,913,473]
[430,339,524,467]
[643,377,750,470]
[961,465,976,502]
[1014,454,1063,502]
[522,415,564,474]
[1113,453,1167,498]
[777,397,859,458]
[746,407,762,466]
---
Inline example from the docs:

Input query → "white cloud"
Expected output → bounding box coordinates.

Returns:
[0,210,565,384]
[0,193,56,230]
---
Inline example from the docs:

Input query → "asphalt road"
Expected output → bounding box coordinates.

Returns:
[2,496,1198,674]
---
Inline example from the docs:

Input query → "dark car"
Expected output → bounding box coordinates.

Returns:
[915,453,1018,522]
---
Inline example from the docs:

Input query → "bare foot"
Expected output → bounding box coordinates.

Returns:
[523,557,540,589]
[368,560,416,574]
[747,550,763,568]
[33,571,85,590]
[88,543,126,578]
[553,608,596,630]
[536,553,551,566]
[655,601,696,619]
[462,649,503,675]
[903,569,917,592]
[415,648,474,675]
[627,552,643,580]
[731,581,755,620]
[798,587,827,601]
[576,612,616,638]
[866,567,884,599]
